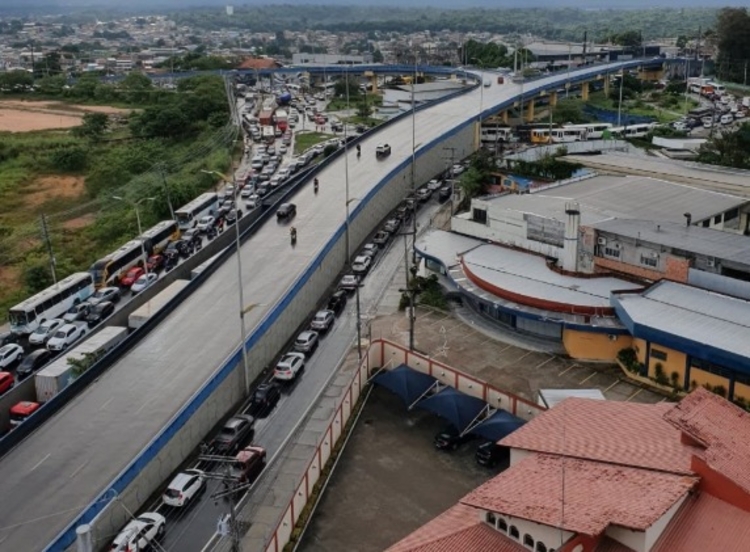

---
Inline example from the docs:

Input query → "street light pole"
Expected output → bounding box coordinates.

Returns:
[201,169,251,395]
[113,196,154,275]
[617,69,625,127]
[346,197,362,360]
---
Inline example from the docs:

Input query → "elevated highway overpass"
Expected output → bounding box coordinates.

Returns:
[0,59,671,552]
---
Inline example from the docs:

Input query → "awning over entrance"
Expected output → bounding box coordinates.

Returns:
[372,364,438,406]
[416,387,487,432]
[470,410,526,442]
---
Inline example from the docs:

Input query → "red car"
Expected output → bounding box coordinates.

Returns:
[0,372,14,395]
[120,266,144,287]
[146,254,165,273]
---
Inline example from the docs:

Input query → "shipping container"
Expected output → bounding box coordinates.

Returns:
[128,279,190,330]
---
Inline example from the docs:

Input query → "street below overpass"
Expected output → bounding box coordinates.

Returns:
[0,60,651,552]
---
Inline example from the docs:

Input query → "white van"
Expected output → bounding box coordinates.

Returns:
[720,113,734,125]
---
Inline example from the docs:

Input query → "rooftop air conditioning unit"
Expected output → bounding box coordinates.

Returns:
[597,237,607,245]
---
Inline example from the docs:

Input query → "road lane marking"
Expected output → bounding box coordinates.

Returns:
[579,372,598,385]
[135,400,150,415]
[627,388,644,401]
[603,380,621,393]
[99,397,114,410]
[69,459,90,479]
[29,453,50,473]
[534,356,555,370]
[558,364,579,377]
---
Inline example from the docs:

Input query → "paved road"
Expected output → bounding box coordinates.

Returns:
[0,62,640,552]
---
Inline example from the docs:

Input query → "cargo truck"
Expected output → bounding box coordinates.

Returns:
[128,279,190,330]
[34,326,128,402]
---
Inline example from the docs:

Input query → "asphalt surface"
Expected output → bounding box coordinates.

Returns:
[0,62,639,552]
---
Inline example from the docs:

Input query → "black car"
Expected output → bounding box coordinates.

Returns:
[182,229,202,248]
[438,186,452,203]
[86,301,115,327]
[256,183,270,197]
[16,349,52,379]
[226,209,243,226]
[434,426,477,451]
[277,203,296,220]
[165,239,193,259]
[212,414,256,454]
[326,290,348,316]
[0,332,19,348]
[475,441,509,468]
[247,383,281,418]
[372,231,390,247]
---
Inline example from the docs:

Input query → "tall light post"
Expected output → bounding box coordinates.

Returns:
[471,57,485,145]
[201,169,252,395]
[112,195,154,275]
[345,197,362,360]
[617,68,625,127]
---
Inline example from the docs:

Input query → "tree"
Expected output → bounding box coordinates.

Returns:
[0,70,33,90]
[697,123,750,169]
[356,101,372,119]
[334,76,361,99]
[73,113,109,141]
[611,30,642,48]
[676,35,688,50]
[372,49,384,63]
[552,99,589,125]
[714,8,750,83]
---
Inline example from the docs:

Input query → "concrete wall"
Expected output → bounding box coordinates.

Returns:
[563,329,632,362]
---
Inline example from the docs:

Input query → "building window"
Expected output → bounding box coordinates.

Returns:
[714,214,722,225]
[702,220,710,227]
[691,358,732,379]
[640,254,658,268]
[485,512,496,526]
[651,349,668,361]
[536,544,548,552]
[524,534,535,548]
[473,208,488,225]
[510,526,520,539]
[498,518,508,532]
[725,208,739,222]
[604,246,621,258]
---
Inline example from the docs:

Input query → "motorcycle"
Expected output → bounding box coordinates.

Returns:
[290,228,297,246]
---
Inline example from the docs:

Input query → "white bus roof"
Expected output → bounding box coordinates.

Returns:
[140,220,177,239]
[176,192,218,213]
[12,273,92,312]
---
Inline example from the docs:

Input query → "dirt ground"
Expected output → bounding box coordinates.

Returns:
[299,387,497,552]
[24,175,86,209]
[0,100,130,132]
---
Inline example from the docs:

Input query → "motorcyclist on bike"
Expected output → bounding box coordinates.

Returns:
[314,178,319,194]
[290,226,297,242]
[356,144,361,158]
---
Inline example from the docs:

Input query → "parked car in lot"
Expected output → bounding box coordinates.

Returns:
[0,372,14,395]
[376,143,391,158]
[383,219,401,234]
[372,231,390,247]
[196,215,216,233]
[62,302,92,323]
[131,272,158,294]
[434,426,476,451]
[326,290,348,316]
[88,286,120,305]
[0,343,24,369]
[475,441,509,468]
[274,352,306,381]
[86,301,115,327]
[339,274,360,292]
[247,383,281,418]
[28,318,64,346]
[351,255,372,275]
[211,414,256,455]
[293,330,319,355]
[310,310,335,333]
[47,323,87,352]
[277,202,297,220]
[361,243,378,259]
[120,266,144,288]
[16,349,52,379]
[162,469,206,508]
[110,512,166,551]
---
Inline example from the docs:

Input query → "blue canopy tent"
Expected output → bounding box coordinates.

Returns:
[372,364,437,406]
[416,387,487,433]
[470,410,526,442]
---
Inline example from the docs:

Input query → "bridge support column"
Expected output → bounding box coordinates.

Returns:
[603,76,610,98]
[364,71,378,94]
[581,82,590,101]
[549,91,558,107]
[501,110,509,124]
[525,100,535,122]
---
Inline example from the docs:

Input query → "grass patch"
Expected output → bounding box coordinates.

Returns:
[294,131,335,155]
[341,116,382,127]
[325,94,382,112]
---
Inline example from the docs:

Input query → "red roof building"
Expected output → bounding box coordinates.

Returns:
[236,57,281,70]
[386,388,750,552]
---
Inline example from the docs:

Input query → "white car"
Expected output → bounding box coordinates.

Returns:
[240,187,254,199]
[361,243,378,259]
[452,164,465,176]
[47,323,87,352]
[131,272,158,294]
[0,344,24,369]
[245,194,260,210]
[110,512,166,551]
[426,179,443,192]
[274,352,306,381]
[163,469,206,507]
[196,215,215,233]
[352,255,372,275]
[278,144,288,154]
[28,318,65,346]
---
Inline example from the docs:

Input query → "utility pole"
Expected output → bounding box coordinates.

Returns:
[158,164,175,221]
[40,214,57,285]
[443,146,457,213]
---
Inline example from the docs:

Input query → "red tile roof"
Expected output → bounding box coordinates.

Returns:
[652,491,750,552]
[663,387,750,493]
[500,398,698,474]
[385,503,525,552]
[461,454,697,536]
[237,57,279,70]
[594,537,636,552]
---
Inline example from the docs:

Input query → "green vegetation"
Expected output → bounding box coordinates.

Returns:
[714,8,750,84]
[460,40,534,69]
[294,132,334,155]
[509,153,583,182]
[456,149,497,209]
[0,74,234,321]
[157,52,240,72]
[697,123,750,170]
[399,274,448,311]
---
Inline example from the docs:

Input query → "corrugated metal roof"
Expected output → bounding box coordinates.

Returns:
[463,244,641,309]
[592,219,750,265]
[538,388,606,408]
[615,281,750,359]
[415,230,482,268]
[484,174,746,224]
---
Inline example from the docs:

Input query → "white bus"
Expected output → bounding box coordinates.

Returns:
[175,192,219,230]
[89,239,151,288]
[531,127,587,144]
[610,123,657,138]
[8,273,95,335]
[480,125,514,143]
[563,123,613,140]
[139,220,180,254]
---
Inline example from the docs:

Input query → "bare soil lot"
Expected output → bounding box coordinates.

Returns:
[0,100,130,132]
